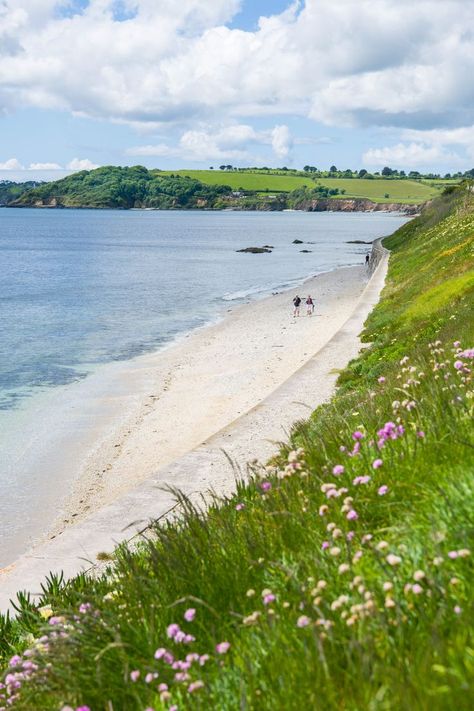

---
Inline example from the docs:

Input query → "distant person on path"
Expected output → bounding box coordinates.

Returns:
[293,295,301,317]
[365,253,370,268]
[306,295,314,315]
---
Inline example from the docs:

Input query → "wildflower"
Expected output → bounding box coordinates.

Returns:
[378,376,386,383]
[188,680,205,693]
[346,510,358,521]
[216,642,230,654]
[412,584,423,595]
[338,563,350,574]
[246,589,256,597]
[130,670,140,682]
[454,360,464,370]
[297,615,311,628]
[361,534,373,544]
[376,541,389,551]
[386,554,402,566]
[454,605,462,615]
[458,549,470,557]
[263,593,276,605]
[154,648,167,660]
[76,707,91,711]
[261,481,272,492]
[378,485,389,496]
[385,597,396,609]
[448,551,458,559]
[332,527,343,539]
[145,673,155,684]
[243,611,261,626]
[158,683,169,692]
[184,608,196,622]
[235,503,245,511]
[329,546,341,556]
[38,605,53,620]
[450,577,460,586]
[78,603,92,614]
[372,458,383,469]
[332,465,345,476]
[167,623,180,639]
[433,556,443,566]
[353,475,370,485]
[352,430,364,440]
[453,341,461,348]
[352,551,363,563]
[417,431,425,438]
[317,580,327,590]
[199,654,210,665]
[347,531,355,541]
[321,541,330,550]
[319,504,328,516]
[413,570,425,581]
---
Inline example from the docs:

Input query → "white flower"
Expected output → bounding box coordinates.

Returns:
[386,554,402,566]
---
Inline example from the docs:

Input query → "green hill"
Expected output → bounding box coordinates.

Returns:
[11,166,232,209]
[1,184,473,710]
[162,169,445,203]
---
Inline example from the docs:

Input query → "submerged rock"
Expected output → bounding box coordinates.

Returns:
[236,247,272,253]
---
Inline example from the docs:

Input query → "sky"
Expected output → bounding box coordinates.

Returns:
[1,0,474,182]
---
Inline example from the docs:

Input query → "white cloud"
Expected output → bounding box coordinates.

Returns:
[271,125,292,159]
[0,0,473,137]
[29,161,62,170]
[66,158,100,171]
[0,158,23,170]
[362,142,461,170]
[127,123,293,162]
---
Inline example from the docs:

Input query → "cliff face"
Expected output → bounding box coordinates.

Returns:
[294,198,420,215]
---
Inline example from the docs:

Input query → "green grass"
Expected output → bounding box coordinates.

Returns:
[161,170,444,203]
[1,184,473,710]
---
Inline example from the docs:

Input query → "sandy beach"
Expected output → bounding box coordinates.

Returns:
[47,264,367,540]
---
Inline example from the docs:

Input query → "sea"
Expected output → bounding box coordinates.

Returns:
[0,208,409,565]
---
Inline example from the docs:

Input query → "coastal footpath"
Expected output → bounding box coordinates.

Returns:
[1,183,473,710]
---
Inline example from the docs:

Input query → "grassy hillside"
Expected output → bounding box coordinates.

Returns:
[1,184,473,710]
[11,166,231,209]
[163,170,444,203]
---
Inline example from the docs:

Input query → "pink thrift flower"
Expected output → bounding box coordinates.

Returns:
[347,531,355,541]
[322,541,330,550]
[216,641,230,654]
[199,654,210,666]
[145,673,155,684]
[76,707,91,711]
[378,376,386,383]
[158,683,168,692]
[417,431,425,438]
[297,615,311,628]
[261,481,272,492]
[454,360,464,370]
[332,464,345,476]
[167,623,180,639]
[188,680,205,693]
[346,510,358,521]
[235,503,245,511]
[453,341,461,348]
[378,485,389,496]
[184,608,196,622]
[154,648,166,659]
[263,593,276,605]
[372,458,383,469]
[352,431,364,440]
[454,605,462,614]
[130,670,140,682]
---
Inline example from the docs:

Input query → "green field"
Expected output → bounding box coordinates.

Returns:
[161,170,446,203]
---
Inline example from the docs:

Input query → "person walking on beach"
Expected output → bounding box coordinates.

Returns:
[293,295,301,317]
[306,295,314,315]
[365,253,370,268]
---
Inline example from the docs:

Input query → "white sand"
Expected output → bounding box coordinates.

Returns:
[50,265,366,536]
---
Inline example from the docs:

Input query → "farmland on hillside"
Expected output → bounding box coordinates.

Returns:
[160,170,445,203]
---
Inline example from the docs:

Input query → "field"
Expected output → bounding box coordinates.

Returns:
[160,170,447,203]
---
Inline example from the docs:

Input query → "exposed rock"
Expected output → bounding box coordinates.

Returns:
[300,249,312,253]
[347,240,373,244]
[236,247,272,253]
[292,239,304,244]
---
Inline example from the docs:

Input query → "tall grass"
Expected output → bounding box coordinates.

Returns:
[1,186,473,711]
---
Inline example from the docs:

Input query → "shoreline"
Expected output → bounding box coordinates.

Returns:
[0,249,390,611]
[0,262,367,569]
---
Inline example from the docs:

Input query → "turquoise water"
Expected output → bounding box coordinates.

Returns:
[0,208,408,563]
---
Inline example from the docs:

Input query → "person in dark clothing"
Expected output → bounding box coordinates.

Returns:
[293,295,301,317]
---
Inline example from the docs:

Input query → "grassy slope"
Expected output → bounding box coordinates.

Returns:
[1,186,473,711]
[162,170,443,203]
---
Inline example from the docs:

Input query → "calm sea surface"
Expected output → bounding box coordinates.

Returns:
[0,208,409,562]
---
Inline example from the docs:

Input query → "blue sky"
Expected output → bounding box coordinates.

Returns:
[1,0,473,181]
